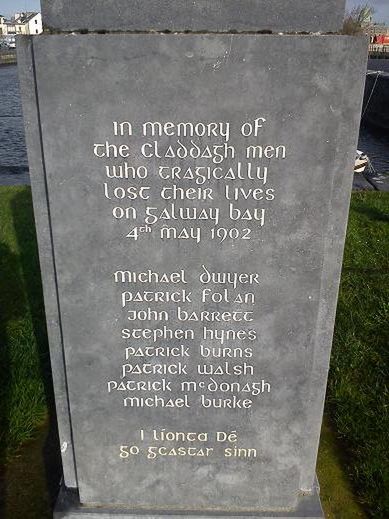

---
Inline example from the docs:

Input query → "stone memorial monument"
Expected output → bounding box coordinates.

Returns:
[17,1,367,517]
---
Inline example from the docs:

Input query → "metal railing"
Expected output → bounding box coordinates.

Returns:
[369,44,389,59]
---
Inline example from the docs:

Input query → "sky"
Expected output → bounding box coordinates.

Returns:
[0,0,41,18]
[0,0,388,24]
[346,0,389,24]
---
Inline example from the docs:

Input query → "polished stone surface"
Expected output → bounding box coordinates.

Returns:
[18,32,367,516]
[41,0,346,33]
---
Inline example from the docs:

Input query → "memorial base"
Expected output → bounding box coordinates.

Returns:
[54,479,324,519]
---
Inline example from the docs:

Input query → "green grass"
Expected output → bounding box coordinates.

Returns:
[0,186,49,459]
[0,420,59,519]
[326,192,389,517]
[0,187,388,517]
[342,192,389,271]
[317,416,367,519]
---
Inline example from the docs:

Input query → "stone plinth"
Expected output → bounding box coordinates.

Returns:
[17,8,367,518]
[41,0,346,33]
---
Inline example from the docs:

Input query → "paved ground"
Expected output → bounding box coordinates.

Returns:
[364,171,389,191]
[353,173,375,191]
[353,171,389,192]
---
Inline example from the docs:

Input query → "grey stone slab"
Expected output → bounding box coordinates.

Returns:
[18,32,367,515]
[54,480,323,518]
[41,0,346,33]
[16,35,78,488]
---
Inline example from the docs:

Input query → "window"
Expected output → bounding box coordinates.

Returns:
[35,19,38,24]
[35,29,38,33]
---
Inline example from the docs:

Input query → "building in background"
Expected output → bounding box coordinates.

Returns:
[0,12,42,36]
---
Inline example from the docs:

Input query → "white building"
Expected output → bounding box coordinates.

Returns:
[21,12,43,35]
[0,12,42,36]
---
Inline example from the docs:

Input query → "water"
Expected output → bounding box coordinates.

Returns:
[358,60,389,189]
[368,59,389,73]
[0,64,29,184]
[0,63,388,185]
[358,123,389,174]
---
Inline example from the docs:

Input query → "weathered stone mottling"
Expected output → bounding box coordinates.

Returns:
[17,33,367,518]
[41,0,346,33]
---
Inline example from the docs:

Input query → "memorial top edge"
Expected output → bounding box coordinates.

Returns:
[41,0,346,34]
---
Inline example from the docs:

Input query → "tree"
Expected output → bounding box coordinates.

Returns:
[343,4,374,35]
